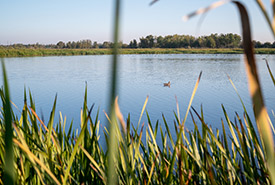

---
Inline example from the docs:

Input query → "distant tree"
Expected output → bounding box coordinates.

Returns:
[66,41,72,49]
[76,41,81,49]
[0,33,246,49]
[231,34,241,48]
[187,35,196,48]
[118,41,124,48]
[206,36,216,48]
[101,41,112,48]
[156,36,164,48]
[224,33,240,48]
[34,42,43,49]
[57,41,65,49]
[210,34,219,48]
[198,37,206,48]
[93,41,99,48]
[45,44,55,49]
[180,35,195,48]
[128,41,133,48]
[12,44,25,49]
[253,40,262,48]
[132,39,138,48]
[128,39,138,48]
[81,39,92,48]
[173,35,182,48]
[162,35,174,48]
[139,35,156,48]
[192,39,200,48]
[74,40,93,48]
[71,41,77,48]
[121,43,128,48]
[263,42,272,48]
[139,37,149,48]
[146,35,156,48]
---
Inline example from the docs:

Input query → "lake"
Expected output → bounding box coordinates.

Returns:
[1,54,275,136]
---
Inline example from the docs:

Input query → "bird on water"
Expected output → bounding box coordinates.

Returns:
[163,81,170,87]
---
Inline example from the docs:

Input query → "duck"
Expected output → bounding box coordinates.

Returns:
[163,81,171,87]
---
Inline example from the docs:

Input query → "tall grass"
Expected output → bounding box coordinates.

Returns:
[107,0,121,184]
[183,0,275,184]
[1,48,275,58]
[1,60,14,184]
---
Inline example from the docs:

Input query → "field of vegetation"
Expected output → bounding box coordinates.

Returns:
[1,48,275,57]
[1,0,275,185]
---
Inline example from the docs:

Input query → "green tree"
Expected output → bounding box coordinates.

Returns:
[101,41,112,48]
[139,37,149,48]
[263,42,272,48]
[206,36,216,48]
[132,39,138,48]
[156,36,164,48]
[93,41,99,48]
[128,39,138,48]
[66,41,72,49]
[146,35,156,48]
[57,41,65,49]
[71,41,77,48]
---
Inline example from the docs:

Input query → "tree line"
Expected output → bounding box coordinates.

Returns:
[1,33,274,49]
[137,33,242,48]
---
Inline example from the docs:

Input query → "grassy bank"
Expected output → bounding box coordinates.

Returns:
[1,48,275,57]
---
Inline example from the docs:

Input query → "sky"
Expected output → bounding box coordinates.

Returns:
[0,0,274,45]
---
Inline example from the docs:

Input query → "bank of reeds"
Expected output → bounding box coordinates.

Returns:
[1,48,275,58]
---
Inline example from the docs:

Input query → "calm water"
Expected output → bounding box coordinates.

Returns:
[1,54,275,135]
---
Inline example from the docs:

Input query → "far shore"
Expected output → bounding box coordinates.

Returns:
[1,48,275,57]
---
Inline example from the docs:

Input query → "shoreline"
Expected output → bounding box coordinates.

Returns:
[0,48,275,57]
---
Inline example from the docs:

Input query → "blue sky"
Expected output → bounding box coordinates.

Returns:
[0,0,274,45]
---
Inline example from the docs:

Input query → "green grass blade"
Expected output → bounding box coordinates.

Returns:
[166,72,202,184]
[1,60,15,185]
[80,145,107,183]
[163,114,175,148]
[227,74,248,112]
[137,95,148,129]
[182,71,202,126]
[62,114,89,184]
[264,59,275,86]
[107,0,121,184]
[222,105,240,150]
[234,2,275,184]
[255,0,275,37]
[47,95,57,145]
[175,96,181,124]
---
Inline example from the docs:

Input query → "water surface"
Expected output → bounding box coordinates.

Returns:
[1,54,275,136]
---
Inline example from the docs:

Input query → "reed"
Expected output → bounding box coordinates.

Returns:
[183,0,275,184]
[1,60,14,184]
[1,48,275,57]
